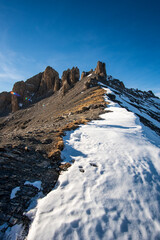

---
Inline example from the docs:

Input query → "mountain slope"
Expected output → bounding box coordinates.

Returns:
[22,87,160,240]
[0,62,160,239]
[0,64,107,238]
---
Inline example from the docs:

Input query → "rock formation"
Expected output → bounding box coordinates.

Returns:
[11,67,61,112]
[80,69,93,80]
[12,81,26,112]
[61,67,80,95]
[106,78,125,91]
[38,66,60,96]
[95,61,107,77]
[0,92,11,115]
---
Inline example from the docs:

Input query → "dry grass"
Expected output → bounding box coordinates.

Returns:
[56,137,64,150]
[48,149,61,159]
[63,88,106,115]
[48,87,107,160]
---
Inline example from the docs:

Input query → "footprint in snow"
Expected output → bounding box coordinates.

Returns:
[90,163,98,167]
[79,166,85,172]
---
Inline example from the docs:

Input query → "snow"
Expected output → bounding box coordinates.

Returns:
[87,73,92,77]
[24,180,42,191]
[26,88,160,240]
[3,224,24,240]
[10,186,20,199]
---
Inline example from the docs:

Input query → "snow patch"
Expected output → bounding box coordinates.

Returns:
[10,187,20,199]
[87,73,92,77]
[3,224,24,240]
[24,181,42,190]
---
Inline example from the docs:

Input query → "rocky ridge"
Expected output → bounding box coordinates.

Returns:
[0,61,159,239]
[0,61,107,238]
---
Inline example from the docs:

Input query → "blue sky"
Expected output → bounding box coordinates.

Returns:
[0,0,160,96]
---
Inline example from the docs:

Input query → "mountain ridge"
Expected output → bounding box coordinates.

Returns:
[0,61,159,239]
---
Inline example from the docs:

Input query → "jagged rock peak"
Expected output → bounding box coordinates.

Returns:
[11,66,61,112]
[95,61,107,77]
[61,67,80,95]
[62,67,80,85]
[38,66,60,95]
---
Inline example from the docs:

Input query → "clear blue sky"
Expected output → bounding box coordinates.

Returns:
[0,0,160,96]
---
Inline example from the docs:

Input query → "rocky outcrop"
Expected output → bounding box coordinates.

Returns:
[38,66,60,96]
[25,72,43,93]
[0,92,11,115]
[95,61,106,77]
[81,69,93,80]
[0,62,108,114]
[106,78,125,91]
[84,77,98,90]
[62,67,79,86]
[11,67,61,113]
[12,81,26,112]
[61,67,80,95]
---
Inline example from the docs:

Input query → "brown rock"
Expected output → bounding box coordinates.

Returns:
[95,61,107,77]
[12,81,26,112]
[11,67,61,112]
[61,79,71,96]
[84,78,98,89]
[38,66,60,95]
[62,67,79,88]
[80,69,93,80]
[25,72,43,93]
[0,92,11,114]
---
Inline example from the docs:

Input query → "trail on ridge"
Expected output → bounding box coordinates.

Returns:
[26,87,160,240]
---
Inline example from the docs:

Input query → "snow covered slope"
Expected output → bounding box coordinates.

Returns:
[106,79,160,136]
[25,87,160,240]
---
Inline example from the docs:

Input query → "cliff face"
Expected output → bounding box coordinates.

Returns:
[0,61,108,115]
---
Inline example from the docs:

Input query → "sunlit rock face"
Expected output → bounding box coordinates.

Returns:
[11,67,61,112]
[95,61,107,77]
[61,67,80,95]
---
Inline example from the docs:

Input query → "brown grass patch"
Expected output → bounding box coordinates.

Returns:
[48,87,107,162]
[63,88,107,115]
[48,149,61,159]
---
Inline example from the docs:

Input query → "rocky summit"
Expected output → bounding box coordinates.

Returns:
[0,61,159,239]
